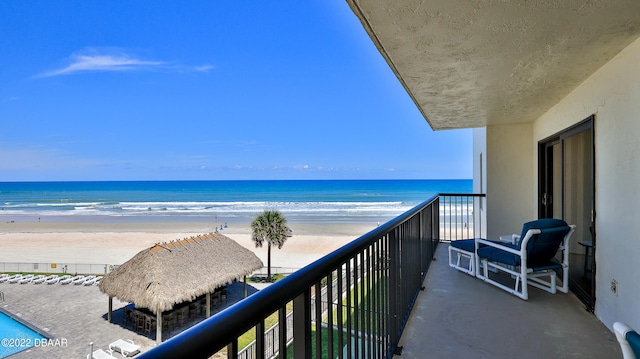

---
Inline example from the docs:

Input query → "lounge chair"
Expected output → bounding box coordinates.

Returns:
[615,322,640,359]
[44,275,61,284]
[449,234,519,276]
[32,275,47,284]
[75,275,94,285]
[71,275,87,285]
[0,274,9,283]
[475,218,575,300]
[109,339,141,357]
[18,274,35,284]
[88,348,117,359]
[7,274,23,283]
[84,276,101,286]
[59,275,75,285]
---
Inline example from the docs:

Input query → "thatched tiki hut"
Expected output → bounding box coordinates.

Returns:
[99,232,263,342]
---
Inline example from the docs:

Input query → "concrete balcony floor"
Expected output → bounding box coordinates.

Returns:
[397,243,621,359]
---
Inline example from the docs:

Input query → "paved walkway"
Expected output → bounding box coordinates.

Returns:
[0,280,256,358]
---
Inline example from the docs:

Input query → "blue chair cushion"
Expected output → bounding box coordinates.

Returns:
[477,242,521,266]
[519,219,568,248]
[477,222,570,269]
[526,226,570,266]
[450,239,476,252]
[627,330,640,358]
[450,239,503,253]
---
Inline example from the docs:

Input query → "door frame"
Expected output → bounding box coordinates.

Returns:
[538,115,596,310]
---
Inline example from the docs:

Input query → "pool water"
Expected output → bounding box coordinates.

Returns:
[0,311,46,358]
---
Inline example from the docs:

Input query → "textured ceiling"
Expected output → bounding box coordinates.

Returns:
[347,0,640,130]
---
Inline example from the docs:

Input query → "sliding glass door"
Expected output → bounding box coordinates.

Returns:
[539,116,595,310]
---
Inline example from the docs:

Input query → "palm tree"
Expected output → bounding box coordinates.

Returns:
[251,210,291,282]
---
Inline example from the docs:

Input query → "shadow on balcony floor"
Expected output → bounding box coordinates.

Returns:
[397,243,620,359]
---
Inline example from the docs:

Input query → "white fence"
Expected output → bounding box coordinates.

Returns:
[0,262,117,275]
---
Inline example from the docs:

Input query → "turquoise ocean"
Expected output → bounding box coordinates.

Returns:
[0,180,472,224]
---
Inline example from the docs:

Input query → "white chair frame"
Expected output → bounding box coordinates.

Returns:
[475,225,575,300]
[448,235,520,277]
[614,322,639,359]
[448,243,476,276]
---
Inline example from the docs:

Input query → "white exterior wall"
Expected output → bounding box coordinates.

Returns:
[478,36,640,331]
[534,37,640,330]
[484,123,535,239]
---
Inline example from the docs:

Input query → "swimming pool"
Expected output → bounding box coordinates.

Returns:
[0,310,46,358]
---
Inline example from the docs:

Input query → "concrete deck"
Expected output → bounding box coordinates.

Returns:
[0,280,255,358]
[397,243,621,359]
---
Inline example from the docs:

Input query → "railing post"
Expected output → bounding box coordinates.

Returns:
[255,320,265,359]
[388,228,400,353]
[293,288,312,359]
[227,340,238,359]
[278,307,287,359]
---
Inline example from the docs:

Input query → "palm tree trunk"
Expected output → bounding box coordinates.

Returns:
[267,242,272,282]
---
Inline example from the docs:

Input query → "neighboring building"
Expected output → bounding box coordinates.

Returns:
[347,1,640,331]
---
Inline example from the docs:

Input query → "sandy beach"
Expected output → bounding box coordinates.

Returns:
[0,220,377,270]
[0,219,378,358]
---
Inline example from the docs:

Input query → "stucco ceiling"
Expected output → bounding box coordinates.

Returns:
[346,0,640,130]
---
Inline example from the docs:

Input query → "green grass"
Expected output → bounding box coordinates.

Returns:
[240,271,387,357]
[238,301,293,350]
[280,326,341,359]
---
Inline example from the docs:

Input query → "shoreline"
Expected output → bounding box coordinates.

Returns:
[0,220,377,269]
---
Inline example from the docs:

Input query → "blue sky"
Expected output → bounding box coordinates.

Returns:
[0,1,472,181]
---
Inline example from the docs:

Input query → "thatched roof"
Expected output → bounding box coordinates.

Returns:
[99,232,263,312]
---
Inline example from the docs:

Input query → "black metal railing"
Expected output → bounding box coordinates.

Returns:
[138,193,483,359]
[439,193,485,241]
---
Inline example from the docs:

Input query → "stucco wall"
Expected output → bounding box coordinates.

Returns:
[533,37,640,330]
[484,123,535,239]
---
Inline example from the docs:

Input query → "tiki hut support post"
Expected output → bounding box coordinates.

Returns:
[244,275,248,298]
[108,296,113,323]
[206,293,211,318]
[156,309,162,343]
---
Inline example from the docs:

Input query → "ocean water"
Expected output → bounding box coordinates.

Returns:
[0,180,472,224]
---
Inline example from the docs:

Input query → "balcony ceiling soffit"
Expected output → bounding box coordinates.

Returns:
[347,0,640,130]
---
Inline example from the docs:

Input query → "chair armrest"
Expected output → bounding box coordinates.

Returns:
[476,238,522,255]
[499,234,520,245]
[614,322,638,359]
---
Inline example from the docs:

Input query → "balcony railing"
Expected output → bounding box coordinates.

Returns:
[138,193,483,359]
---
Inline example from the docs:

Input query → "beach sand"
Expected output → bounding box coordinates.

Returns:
[0,219,379,358]
[0,220,377,269]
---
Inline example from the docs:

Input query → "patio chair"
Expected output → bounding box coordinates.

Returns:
[449,236,517,276]
[7,274,23,283]
[109,339,141,357]
[44,275,60,284]
[475,218,575,300]
[88,348,117,359]
[32,275,47,284]
[614,322,640,359]
[18,274,34,284]
[448,239,478,276]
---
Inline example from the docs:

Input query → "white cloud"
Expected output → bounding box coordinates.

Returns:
[36,47,213,77]
[194,64,214,72]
